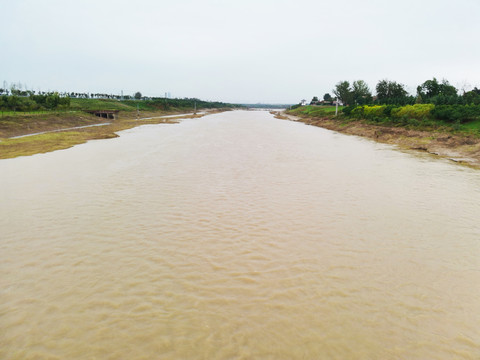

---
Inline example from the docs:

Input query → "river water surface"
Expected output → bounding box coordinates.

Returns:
[1,110,480,359]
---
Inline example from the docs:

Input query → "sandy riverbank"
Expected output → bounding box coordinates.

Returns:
[0,109,223,159]
[275,111,480,169]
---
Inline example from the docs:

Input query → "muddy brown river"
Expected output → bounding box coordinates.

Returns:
[1,110,479,359]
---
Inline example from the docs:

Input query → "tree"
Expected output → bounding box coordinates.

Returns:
[45,92,60,109]
[375,79,408,104]
[59,96,71,107]
[417,78,459,104]
[7,95,19,111]
[333,81,352,105]
[439,80,457,97]
[352,80,372,105]
[417,78,440,99]
[417,78,457,100]
[323,93,332,102]
[134,91,142,100]
[310,96,319,104]
[463,89,480,105]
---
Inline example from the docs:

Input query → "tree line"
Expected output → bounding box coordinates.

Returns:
[133,97,237,110]
[0,89,145,111]
[0,87,237,112]
[326,78,480,124]
[0,91,71,112]
[326,78,480,107]
[0,81,165,111]
[0,85,145,101]
[301,78,480,124]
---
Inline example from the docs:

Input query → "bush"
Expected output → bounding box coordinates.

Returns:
[383,105,398,117]
[342,105,356,116]
[432,105,480,123]
[463,91,480,105]
[430,94,464,105]
[45,93,61,109]
[391,104,434,120]
[363,105,385,119]
[406,118,420,127]
[350,106,365,118]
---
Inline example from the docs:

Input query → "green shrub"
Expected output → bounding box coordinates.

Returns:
[363,105,385,119]
[383,105,398,117]
[342,105,356,116]
[350,106,365,118]
[432,105,480,123]
[407,118,420,127]
[391,104,434,120]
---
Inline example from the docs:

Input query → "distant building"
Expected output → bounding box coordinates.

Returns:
[300,99,307,106]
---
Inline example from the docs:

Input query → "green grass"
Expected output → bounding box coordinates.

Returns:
[459,119,480,131]
[0,131,105,158]
[2,97,239,115]
[0,110,81,118]
[289,105,343,117]
[69,98,134,111]
[69,98,212,112]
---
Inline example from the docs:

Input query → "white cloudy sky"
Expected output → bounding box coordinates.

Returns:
[1,0,479,103]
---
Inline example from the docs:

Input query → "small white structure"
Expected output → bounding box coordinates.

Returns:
[300,99,307,106]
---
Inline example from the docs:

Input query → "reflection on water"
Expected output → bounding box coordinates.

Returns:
[1,110,480,359]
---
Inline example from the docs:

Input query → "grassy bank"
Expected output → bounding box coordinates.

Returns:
[286,105,480,168]
[0,98,233,158]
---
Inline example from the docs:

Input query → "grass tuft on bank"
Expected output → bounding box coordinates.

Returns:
[289,105,341,117]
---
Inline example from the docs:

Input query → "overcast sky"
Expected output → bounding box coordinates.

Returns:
[1,0,479,104]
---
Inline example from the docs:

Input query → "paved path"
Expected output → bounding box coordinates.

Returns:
[7,112,208,140]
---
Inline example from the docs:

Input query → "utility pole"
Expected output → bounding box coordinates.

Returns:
[335,98,339,116]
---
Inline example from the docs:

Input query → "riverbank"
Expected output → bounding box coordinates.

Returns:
[278,110,480,169]
[0,109,224,159]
